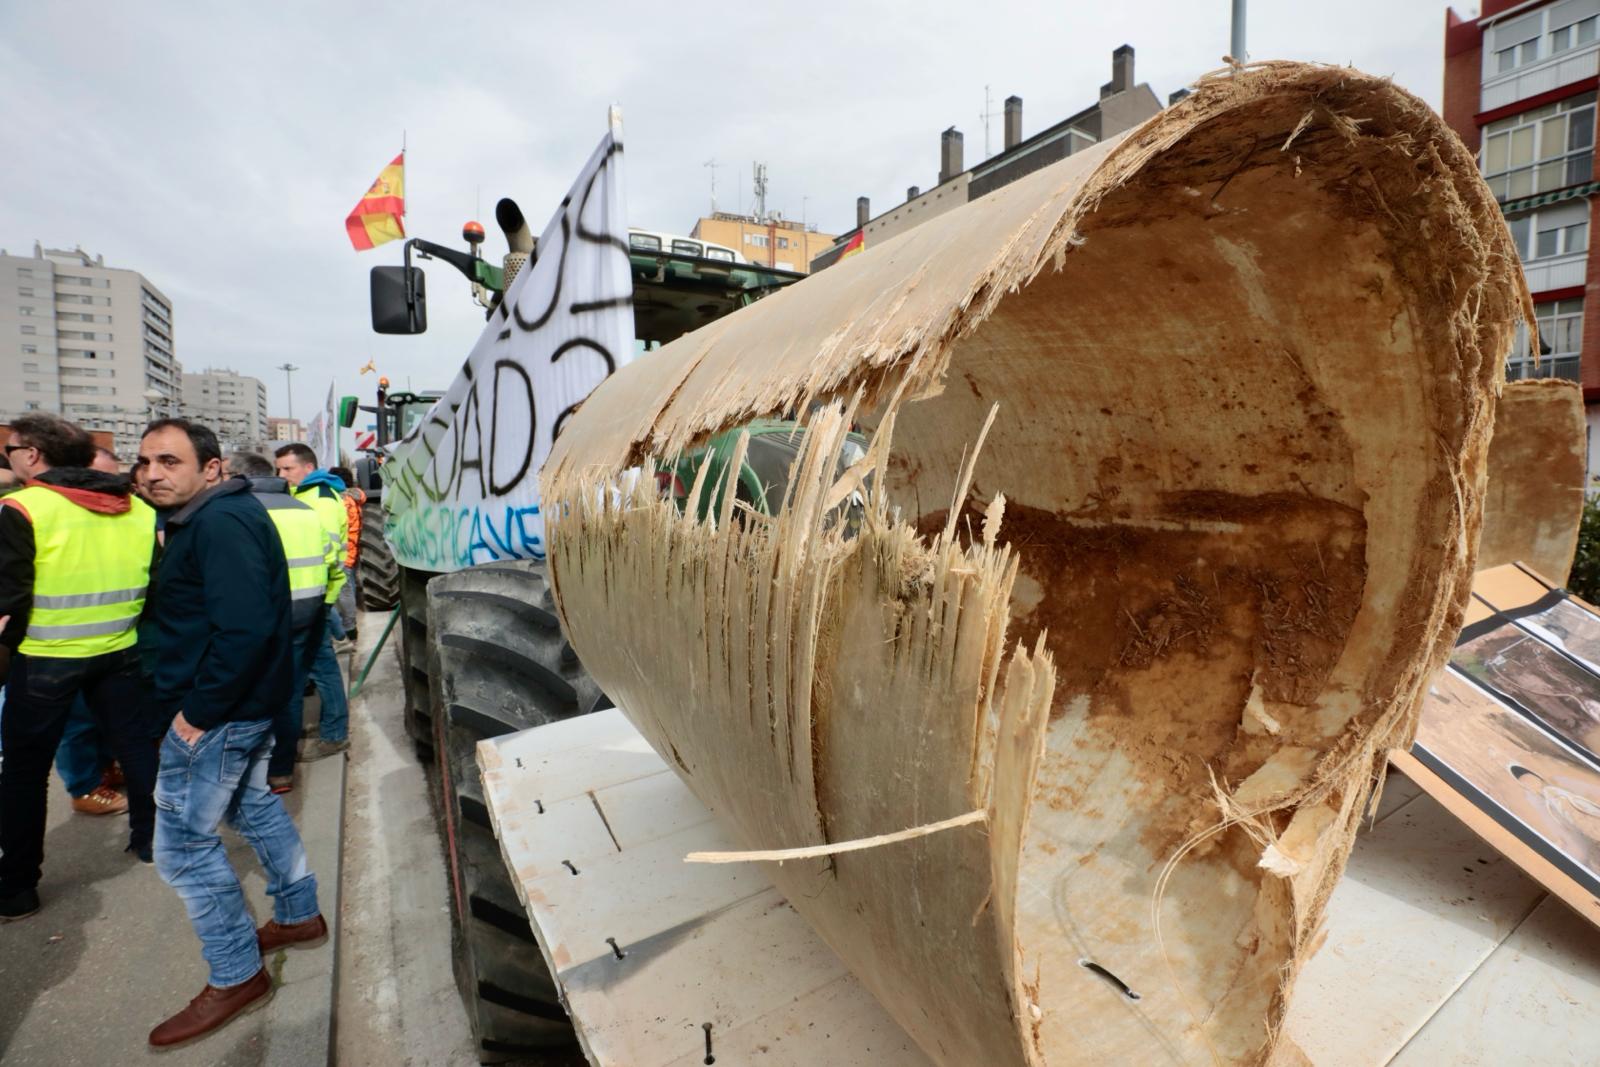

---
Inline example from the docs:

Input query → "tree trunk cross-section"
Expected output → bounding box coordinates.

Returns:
[542,64,1530,1065]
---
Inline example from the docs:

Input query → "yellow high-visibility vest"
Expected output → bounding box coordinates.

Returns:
[293,483,349,605]
[253,489,336,628]
[10,486,155,658]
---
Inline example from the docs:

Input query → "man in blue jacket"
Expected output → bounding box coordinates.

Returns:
[136,419,328,1047]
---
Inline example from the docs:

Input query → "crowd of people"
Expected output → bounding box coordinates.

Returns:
[0,412,367,1047]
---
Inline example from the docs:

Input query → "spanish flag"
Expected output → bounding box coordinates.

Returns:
[839,230,865,260]
[346,153,405,251]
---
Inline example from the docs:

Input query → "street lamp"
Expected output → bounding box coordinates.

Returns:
[277,362,299,420]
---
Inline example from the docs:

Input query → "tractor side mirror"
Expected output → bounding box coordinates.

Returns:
[337,396,359,429]
[371,265,427,334]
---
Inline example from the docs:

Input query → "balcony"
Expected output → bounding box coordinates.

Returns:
[1483,45,1600,113]
[1522,249,1590,293]
[1507,354,1581,381]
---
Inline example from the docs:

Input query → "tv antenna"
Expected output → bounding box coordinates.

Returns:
[703,158,723,214]
[980,84,1003,158]
[752,162,769,220]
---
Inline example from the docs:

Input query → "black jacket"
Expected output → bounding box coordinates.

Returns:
[0,468,147,652]
[152,479,293,730]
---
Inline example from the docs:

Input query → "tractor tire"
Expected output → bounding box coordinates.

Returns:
[357,501,400,611]
[425,561,611,1063]
[397,566,435,763]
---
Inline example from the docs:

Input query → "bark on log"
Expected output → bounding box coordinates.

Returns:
[1478,378,1585,584]
[542,63,1529,1066]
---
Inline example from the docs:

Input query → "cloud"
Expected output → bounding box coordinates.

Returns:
[0,0,1451,429]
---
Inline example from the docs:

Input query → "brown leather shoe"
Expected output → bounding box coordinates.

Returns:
[257,914,328,953]
[71,786,128,816]
[148,967,272,1048]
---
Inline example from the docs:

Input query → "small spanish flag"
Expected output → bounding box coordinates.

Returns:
[346,153,406,251]
[839,230,865,260]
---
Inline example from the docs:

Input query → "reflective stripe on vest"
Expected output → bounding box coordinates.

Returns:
[255,491,329,629]
[13,486,154,659]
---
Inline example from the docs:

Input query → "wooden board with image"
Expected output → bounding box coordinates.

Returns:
[1403,563,1600,925]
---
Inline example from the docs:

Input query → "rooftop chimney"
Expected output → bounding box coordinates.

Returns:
[1004,95,1023,150]
[1168,87,1191,106]
[856,196,870,229]
[1100,44,1135,99]
[939,127,964,184]
[907,185,920,202]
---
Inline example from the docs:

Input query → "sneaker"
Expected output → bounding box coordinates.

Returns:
[257,914,328,953]
[148,968,272,1048]
[296,738,350,763]
[72,785,129,816]
[268,775,294,795]
[125,841,153,865]
[0,887,40,922]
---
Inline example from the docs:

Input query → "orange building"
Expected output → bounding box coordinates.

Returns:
[689,213,836,274]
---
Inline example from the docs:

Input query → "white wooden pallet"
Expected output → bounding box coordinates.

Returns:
[478,709,1600,1066]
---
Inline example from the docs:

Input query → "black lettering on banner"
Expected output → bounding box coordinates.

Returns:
[512,214,570,334]
[550,338,617,375]
[456,383,487,497]
[490,359,536,494]
[575,147,630,257]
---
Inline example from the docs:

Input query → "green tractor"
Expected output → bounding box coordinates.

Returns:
[340,379,443,612]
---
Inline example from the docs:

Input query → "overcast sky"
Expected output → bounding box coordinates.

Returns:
[0,1,1462,430]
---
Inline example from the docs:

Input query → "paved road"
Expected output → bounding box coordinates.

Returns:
[0,694,344,1065]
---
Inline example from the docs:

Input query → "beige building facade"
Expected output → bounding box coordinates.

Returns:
[690,213,836,273]
[268,416,306,442]
[183,366,268,449]
[0,243,180,458]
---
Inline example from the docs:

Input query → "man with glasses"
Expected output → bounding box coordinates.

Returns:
[0,414,159,921]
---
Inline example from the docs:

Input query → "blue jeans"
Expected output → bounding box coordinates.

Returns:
[270,624,348,777]
[56,695,111,797]
[154,717,319,988]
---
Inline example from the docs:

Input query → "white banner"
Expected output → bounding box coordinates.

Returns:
[381,121,632,571]
[306,380,337,470]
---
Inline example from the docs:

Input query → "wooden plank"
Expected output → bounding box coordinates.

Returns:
[561,888,932,1067]
[591,770,715,851]
[1389,894,1600,1067]
[657,967,934,1067]
[479,707,670,805]
[1281,791,1545,1065]
[1472,561,1556,614]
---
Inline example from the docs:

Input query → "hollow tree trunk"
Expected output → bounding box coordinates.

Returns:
[542,63,1529,1066]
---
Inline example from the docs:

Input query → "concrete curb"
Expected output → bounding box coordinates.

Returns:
[260,745,347,1067]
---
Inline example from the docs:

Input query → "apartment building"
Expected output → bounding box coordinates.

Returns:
[0,243,180,457]
[268,416,307,442]
[182,366,269,449]
[1445,0,1600,478]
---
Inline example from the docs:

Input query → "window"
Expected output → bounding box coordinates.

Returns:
[746,234,769,248]
[24,382,39,392]
[22,362,38,372]
[21,344,36,354]
[18,305,32,315]
[20,325,35,334]
[17,287,31,297]
[1482,93,1597,200]
[17,268,32,278]
[704,247,734,263]
[1553,15,1600,53]
[629,233,661,251]
[1506,201,1590,260]
[671,239,704,257]
[1511,297,1584,380]
[777,237,790,249]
